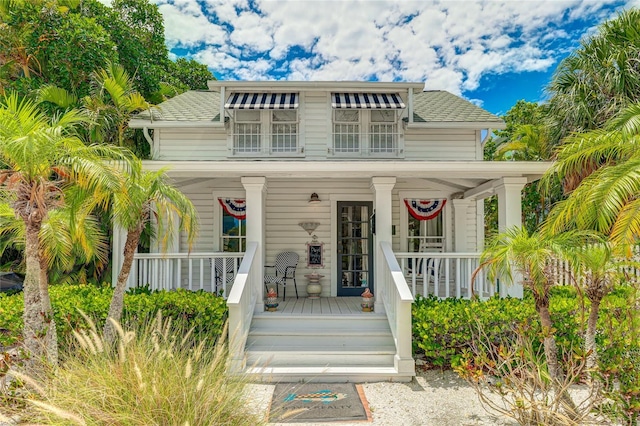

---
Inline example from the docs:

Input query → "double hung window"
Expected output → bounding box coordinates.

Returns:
[333,110,360,153]
[331,93,404,156]
[226,93,299,156]
[234,111,261,154]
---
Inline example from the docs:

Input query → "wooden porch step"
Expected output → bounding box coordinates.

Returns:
[247,330,395,348]
[244,366,412,383]
[246,347,396,365]
[244,300,408,382]
[250,313,391,332]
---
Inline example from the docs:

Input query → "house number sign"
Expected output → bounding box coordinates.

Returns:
[307,242,324,268]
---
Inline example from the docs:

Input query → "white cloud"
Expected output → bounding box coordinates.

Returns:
[158,3,227,48]
[147,0,634,98]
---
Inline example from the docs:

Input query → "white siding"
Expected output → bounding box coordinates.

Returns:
[403,128,477,160]
[299,92,330,159]
[155,128,227,160]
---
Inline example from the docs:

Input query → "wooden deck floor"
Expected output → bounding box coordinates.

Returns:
[266,297,370,316]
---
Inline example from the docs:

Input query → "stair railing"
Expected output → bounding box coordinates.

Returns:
[227,241,258,372]
[379,241,415,376]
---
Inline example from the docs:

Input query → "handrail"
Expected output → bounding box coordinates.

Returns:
[132,252,241,259]
[381,244,414,303]
[227,242,258,373]
[380,241,415,377]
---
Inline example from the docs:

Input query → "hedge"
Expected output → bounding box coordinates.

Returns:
[412,285,639,369]
[0,284,228,348]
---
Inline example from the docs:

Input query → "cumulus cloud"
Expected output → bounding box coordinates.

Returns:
[149,0,633,98]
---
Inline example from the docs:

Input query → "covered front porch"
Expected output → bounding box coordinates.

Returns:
[113,161,549,381]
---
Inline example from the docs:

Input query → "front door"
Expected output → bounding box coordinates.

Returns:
[337,201,374,296]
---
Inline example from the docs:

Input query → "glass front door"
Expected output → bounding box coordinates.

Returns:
[337,201,373,296]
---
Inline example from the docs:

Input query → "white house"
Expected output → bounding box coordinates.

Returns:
[120,81,550,382]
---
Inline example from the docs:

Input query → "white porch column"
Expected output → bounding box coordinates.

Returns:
[495,177,527,298]
[452,199,474,252]
[370,177,396,313]
[242,176,267,313]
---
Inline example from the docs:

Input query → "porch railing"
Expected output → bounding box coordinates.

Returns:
[128,252,244,297]
[394,252,496,299]
[227,242,258,373]
[380,242,415,376]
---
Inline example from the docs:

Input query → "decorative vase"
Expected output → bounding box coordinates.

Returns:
[361,288,374,312]
[304,272,324,299]
[265,287,279,312]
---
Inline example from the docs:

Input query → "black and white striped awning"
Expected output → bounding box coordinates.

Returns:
[331,93,405,109]
[225,93,299,109]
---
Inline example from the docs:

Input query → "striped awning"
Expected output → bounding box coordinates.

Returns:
[332,93,405,109]
[225,93,298,109]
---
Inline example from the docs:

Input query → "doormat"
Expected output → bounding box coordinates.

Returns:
[269,383,371,423]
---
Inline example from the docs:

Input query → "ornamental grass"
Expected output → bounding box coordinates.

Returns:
[19,312,263,426]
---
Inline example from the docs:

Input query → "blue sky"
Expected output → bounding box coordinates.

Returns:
[125,0,638,116]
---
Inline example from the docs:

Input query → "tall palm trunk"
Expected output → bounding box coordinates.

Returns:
[535,299,561,380]
[23,221,45,374]
[536,293,579,418]
[585,296,602,372]
[104,224,142,342]
[39,255,58,365]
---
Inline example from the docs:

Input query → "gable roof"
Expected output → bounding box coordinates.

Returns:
[412,90,503,126]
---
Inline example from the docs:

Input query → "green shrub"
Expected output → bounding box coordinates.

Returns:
[413,293,537,368]
[21,314,263,425]
[412,285,636,369]
[0,284,227,349]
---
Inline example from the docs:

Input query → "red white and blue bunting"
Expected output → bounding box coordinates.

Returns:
[404,199,446,221]
[218,198,246,220]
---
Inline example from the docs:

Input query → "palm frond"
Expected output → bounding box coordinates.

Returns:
[37,85,78,109]
[609,102,640,137]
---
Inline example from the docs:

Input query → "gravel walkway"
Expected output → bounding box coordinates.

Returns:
[247,370,515,426]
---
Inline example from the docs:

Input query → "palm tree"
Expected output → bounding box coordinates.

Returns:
[37,62,149,148]
[561,242,625,376]
[83,61,149,146]
[0,199,109,364]
[0,93,135,371]
[475,226,593,381]
[493,124,552,161]
[543,102,640,248]
[546,9,640,145]
[104,167,198,342]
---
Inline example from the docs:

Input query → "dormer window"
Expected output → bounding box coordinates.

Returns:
[225,93,300,156]
[331,93,405,157]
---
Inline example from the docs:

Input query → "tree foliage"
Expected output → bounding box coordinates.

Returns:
[0,0,214,102]
[546,8,640,145]
[484,101,562,236]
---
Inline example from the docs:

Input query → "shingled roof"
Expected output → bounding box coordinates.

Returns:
[412,90,503,124]
[135,91,221,122]
[132,88,501,126]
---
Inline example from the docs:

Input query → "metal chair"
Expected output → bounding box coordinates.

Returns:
[264,251,299,301]
[214,257,236,294]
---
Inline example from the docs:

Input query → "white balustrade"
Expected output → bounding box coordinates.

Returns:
[394,251,496,299]
[128,252,244,297]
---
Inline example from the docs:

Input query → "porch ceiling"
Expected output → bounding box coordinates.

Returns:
[143,160,551,184]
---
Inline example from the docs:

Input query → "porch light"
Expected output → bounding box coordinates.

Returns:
[299,221,320,235]
[308,193,321,204]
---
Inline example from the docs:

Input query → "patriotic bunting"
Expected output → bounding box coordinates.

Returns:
[218,198,246,220]
[404,199,446,221]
